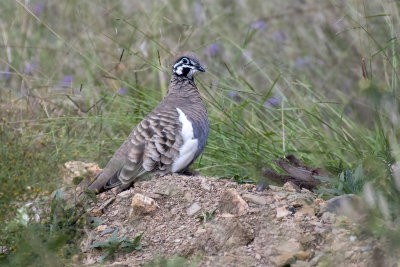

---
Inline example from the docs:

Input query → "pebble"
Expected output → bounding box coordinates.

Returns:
[276,206,290,218]
[219,188,248,217]
[274,192,288,200]
[187,202,202,216]
[276,238,302,253]
[283,182,300,192]
[131,194,156,211]
[242,193,267,205]
[255,253,261,260]
[272,253,296,266]
[117,189,133,199]
[309,252,326,265]
[362,242,374,252]
[292,201,303,207]
[295,205,314,217]
[95,225,107,233]
[321,212,336,224]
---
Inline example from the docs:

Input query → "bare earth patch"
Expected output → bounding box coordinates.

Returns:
[59,162,397,266]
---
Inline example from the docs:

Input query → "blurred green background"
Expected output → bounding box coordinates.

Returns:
[1,0,400,265]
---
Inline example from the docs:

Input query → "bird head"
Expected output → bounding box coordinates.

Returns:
[172,51,205,80]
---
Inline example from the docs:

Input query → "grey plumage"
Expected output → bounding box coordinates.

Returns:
[88,51,209,193]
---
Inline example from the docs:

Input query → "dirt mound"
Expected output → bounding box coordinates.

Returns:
[57,162,395,266]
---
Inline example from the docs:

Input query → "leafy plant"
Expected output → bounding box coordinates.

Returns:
[315,164,366,198]
[90,229,143,262]
[0,189,87,266]
[197,209,218,228]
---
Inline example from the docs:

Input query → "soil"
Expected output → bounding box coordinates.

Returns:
[58,162,399,266]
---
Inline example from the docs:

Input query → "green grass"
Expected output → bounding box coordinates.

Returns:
[1,0,400,264]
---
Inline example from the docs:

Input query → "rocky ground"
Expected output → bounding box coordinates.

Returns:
[58,162,399,266]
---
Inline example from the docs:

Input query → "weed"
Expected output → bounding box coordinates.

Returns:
[197,208,218,228]
[90,229,143,262]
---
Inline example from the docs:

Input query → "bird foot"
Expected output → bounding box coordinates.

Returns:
[178,168,200,176]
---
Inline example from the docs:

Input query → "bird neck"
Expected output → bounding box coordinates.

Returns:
[167,74,199,96]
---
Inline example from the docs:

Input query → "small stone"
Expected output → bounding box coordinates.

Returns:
[268,185,281,191]
[255,253,261,260]
[276,238,302,253]
[272,253,297,266]
[170,208,178,215]
[187,202,202,216]
[98,192,109,200]
[242,193,267,205]
[349,235,357,242]
[130,193,157,216]
[184,192,194,202]
[313,198,325,205]
[90,208,102,217]
[283,182,300,192]
[326,194,366,220]
[201,179,212,191]
[292,201,303,207]
[345,250,353,259]
[219,188,248,217]
[174,238,181,243]
[95,225,107,233]
[295,205,314,217]
[300,188,314,195]
[310,221,323,227]
[309,252,326,265]
[276,206,290,218]
[274,192,287,200]
[85,257,96,265]
[145,192,162,199]
[321,212,336,224]
[111,209,119,216]
[295,250,310,261]
[292,260,309,267]
[110,261,128,266]
[361,242,374,252]
[117,189,133,199]
[299,235,316,246]
[154,187,171,196]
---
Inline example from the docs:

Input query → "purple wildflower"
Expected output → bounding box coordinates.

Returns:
[4,66,10,80]
[24,62,37,75]
[263,97,279,108]
[60,75,73,87]
[271,30,287,44]
[228,91,241,102]
[295,57,308,69]
[118,88,128,95]
[344,107,352,116]
[33,2,45,15]
[251,19,268,30]
[208,44,220,56]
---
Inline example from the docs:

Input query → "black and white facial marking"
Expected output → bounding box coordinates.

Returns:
[173,57,205,79]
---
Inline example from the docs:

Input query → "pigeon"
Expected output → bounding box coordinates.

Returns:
[88,51,209,193]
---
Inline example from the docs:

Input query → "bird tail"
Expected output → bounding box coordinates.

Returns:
[104,169,122,189]
[103,164,148,190]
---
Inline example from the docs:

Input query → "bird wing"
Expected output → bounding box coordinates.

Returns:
[104,109,183,188]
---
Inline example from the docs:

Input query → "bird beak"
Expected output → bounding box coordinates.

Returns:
[196,64,206,72]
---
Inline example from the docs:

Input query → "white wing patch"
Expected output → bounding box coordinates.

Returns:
[171,108,198,172]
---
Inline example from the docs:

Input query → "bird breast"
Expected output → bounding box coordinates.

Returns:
[171,108,199,172]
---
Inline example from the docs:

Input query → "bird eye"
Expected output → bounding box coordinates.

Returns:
[182,58,189,64]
